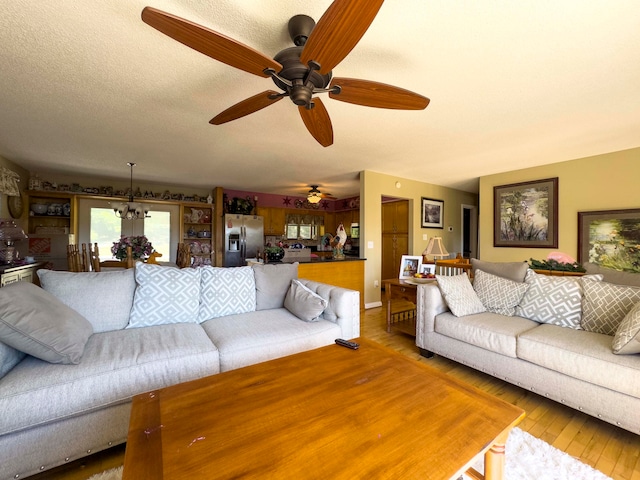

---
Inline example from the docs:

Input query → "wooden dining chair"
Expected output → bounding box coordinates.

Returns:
[98,246,134,270]
[435,257,472,278]
[67,243,100,272]
[176,243,191,268]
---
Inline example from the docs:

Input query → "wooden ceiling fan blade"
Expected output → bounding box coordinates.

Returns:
[329,77,430,110]
[299,98,333,147]
[300,0,384,75]
[142,7,282,77]
[210,91,283,125]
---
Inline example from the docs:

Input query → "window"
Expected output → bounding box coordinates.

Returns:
[285,214,324,240]
[78,199,180,262]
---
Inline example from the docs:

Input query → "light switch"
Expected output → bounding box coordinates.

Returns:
[422,234,428,240]
[367,241,374,249]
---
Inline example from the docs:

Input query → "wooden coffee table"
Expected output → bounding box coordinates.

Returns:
[123,339,524,479]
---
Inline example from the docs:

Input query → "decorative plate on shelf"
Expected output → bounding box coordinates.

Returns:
[7,194,23,218]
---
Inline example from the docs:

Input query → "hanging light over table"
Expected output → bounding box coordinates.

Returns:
[111,163,150,220]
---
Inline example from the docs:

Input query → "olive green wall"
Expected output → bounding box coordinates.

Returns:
[361,170,478,307]
[478,147,640,263]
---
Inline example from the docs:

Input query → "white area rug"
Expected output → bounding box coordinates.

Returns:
[86,428,611,480]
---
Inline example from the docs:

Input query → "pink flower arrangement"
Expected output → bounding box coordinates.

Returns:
[111,235,154,261]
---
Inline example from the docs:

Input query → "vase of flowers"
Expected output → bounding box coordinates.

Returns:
[111,235,154,261]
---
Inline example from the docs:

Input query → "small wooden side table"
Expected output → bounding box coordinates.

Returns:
[382,278,423,336]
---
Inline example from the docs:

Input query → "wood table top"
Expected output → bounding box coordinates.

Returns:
[124,338,524,479]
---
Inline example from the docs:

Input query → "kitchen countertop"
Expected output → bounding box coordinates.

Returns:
[280,256,366,264]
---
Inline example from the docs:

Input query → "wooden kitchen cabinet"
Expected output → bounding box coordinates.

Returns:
[381,200,409,280]
[257,207,286,236]
[25,191,77,236]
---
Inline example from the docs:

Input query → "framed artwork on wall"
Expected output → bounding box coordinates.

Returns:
[578,208,640,273]
[421,197,444,228]
[399,255,422,279]
[493,177,558,248]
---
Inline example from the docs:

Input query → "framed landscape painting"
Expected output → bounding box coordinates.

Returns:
[578,208,640,273]
[494,177,558,248]
[421,197,444,228]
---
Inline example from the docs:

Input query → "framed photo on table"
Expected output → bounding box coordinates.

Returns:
[419,264,436,275]
[494,177,558,248]
[421,197,444,228]
[399,255,422,279]
[578,208,640,273]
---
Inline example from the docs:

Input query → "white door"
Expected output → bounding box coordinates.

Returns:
[77,198,179,263]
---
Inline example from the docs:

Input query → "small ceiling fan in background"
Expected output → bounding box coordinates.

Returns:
[306,185,336,204]
[141,0,430,147]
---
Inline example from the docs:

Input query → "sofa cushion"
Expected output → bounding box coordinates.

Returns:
[0,282,93,364]
[0,341,25,379]
[128,263,201,328]
[0,323,219,436]
[612,302,640,355]
[201,309,340,372]
[471,259,529,283]
[515,270,593,329]
[198,266,256,322]
[581,279,640,335]
[252,263,298,310]
[517,324,640,399]
[284,279,328,322]
[38,269,136,332]
[436,273,486,317]
[473,269,529,316]
[434,311,539,358]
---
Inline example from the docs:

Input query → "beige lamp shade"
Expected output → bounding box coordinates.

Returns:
[423,236,449,259]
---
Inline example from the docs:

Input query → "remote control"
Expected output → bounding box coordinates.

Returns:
[335,338,359,350]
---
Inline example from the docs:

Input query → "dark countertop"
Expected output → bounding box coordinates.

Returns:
[280,256,366,264]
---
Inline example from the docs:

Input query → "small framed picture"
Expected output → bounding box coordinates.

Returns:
[399,255,422,279]
[419,264,436,275]
[421,197,444,229]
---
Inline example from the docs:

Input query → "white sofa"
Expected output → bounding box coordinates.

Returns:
[0,262,360,479]
[416,260,640,435]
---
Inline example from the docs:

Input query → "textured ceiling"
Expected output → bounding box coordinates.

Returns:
[0,1,639,197]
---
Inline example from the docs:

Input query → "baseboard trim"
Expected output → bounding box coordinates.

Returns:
[365,301,382,309]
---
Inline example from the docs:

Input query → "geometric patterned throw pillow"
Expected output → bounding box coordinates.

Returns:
[198,266,256,322]
[473,269,529,316]
[127,263,201,328]
[582,279,640,336]
[514,270,590,329]
[436,273,486,317]
[612,302,640,354]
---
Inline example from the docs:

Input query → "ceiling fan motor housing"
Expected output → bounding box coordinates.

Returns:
[272,47,332,106]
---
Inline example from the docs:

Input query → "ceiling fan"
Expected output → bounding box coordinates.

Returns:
[307,185,336,204]
[141,1,430,147]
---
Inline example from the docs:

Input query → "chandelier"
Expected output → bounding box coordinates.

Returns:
[112,163,150,220]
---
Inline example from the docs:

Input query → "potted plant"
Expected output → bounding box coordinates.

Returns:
[264,246,285,262]
[528,258,586,276]
[111,235,154,261]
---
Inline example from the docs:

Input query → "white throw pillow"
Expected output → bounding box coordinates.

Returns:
[612,302,640,354]
[252,263,298,310]
[284,279,328,322]
[515,270,599,329]
[128,263,201,328]
[436,273,486,317]
[473,269,529,316]
[199,266,256,322]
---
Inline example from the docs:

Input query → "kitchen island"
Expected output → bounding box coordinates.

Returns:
[285,257,365,310]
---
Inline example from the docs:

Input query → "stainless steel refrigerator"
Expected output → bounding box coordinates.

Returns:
[223,214,264,267]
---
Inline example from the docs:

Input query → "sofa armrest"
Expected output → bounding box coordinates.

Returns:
[296,279,360,340]
[415,283,449,349]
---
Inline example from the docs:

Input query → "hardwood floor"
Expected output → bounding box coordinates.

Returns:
[31,306,640,480]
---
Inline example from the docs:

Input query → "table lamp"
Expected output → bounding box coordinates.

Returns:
[422,236,449,263]
[0,219,28,264]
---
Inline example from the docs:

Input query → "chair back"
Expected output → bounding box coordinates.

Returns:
[98,246,134,270]
[67,243,100,272]
[435,257,472,277]
[176,243,191,268]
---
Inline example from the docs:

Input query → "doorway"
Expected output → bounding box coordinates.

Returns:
[461,204,478,259]
[381,198,410,281]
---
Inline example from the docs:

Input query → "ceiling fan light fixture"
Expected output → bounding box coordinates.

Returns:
[307,192,322,204]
